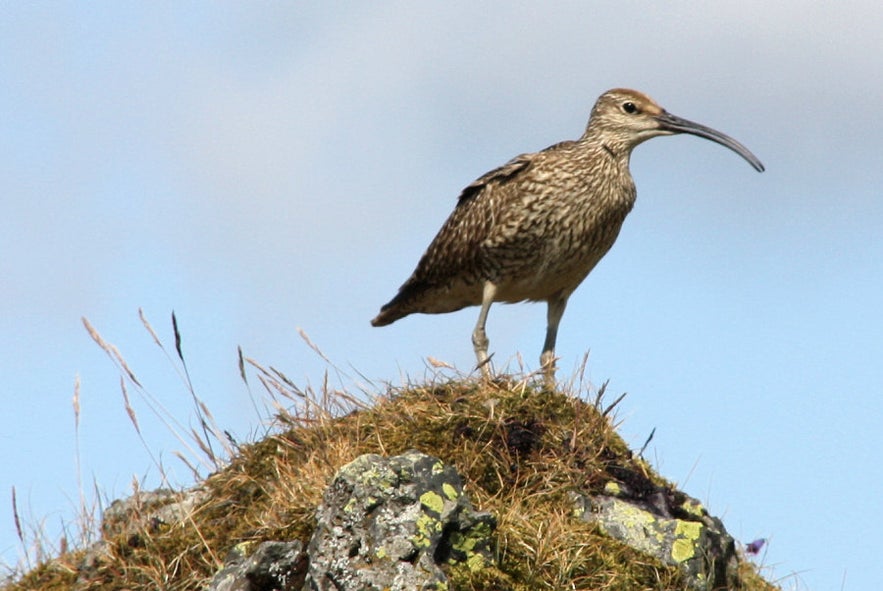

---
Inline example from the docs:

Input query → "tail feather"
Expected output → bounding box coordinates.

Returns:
[371,281,425,327]
[370,306,404,327]
[372,278,478,327]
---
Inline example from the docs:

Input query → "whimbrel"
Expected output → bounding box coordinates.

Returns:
[372,88,764,382]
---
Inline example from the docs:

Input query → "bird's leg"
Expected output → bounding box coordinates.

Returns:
[540,294,568,388]
[472,281,497,378]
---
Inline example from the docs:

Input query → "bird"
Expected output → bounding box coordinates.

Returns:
[371,88,764,384]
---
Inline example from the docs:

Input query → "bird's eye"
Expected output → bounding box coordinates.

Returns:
[622,102,638,114]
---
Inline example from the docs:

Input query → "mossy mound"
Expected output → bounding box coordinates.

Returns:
[3,374,779,591]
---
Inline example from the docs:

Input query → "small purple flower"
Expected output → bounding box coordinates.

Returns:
[745,538,766,555]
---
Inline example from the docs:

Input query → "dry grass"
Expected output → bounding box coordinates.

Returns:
[2,319,781,591]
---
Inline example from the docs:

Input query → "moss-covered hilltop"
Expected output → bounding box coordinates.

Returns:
[4,375,779,591]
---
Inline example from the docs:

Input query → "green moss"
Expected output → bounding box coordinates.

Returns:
[465,551,487,572]
[449,521,493,572]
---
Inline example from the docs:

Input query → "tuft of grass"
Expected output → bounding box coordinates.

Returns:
[3,367,781,591]
[2,319,780,590]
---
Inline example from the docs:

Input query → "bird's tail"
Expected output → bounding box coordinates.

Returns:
[370,306,404,327]
[370,284,421,327]
[371,279,472,326]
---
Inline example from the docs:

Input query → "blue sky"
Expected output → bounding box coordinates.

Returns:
[2,3,882,589]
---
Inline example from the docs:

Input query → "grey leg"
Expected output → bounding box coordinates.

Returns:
[540,294,568,386]
[472,281,497,377]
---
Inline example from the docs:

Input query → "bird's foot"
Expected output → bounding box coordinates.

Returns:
[540,351,557,390]
[473,324,493,379]
[475,352,494,380]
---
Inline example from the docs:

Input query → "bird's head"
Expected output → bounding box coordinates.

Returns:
[586,88,764,172]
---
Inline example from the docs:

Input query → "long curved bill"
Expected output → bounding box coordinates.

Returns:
[655,111,765,172]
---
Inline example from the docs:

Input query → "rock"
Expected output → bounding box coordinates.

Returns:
[101,487,208,541]
[303,450,496,591]
[78,487,208,583]
[206,540,307,591]
[573,480,739,590]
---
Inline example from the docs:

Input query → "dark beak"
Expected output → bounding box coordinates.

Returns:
[656,111,765,172]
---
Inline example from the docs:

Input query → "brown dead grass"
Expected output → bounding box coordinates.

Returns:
[2,364,780,591]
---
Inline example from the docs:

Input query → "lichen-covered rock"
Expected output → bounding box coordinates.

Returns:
[303,450,495,591]
[206,540,307,591]
[101,487,208,540]
[79,487,208,583]
[573,481,738,590]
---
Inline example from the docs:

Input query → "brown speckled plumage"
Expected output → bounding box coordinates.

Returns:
[372,89,763,382]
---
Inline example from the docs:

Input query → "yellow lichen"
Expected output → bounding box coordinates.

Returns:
[675,519,702,541]
[232,540,256,557]
[420,490,444,514]
[603,481,622,496]
[414,513,442,548]
[442,482,458,501]
[671,520,703,562]
[681,498,706,518]
[671,537,695,562]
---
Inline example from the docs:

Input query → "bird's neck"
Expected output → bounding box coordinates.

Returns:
[578,132,633,170]
[600,142,625,164]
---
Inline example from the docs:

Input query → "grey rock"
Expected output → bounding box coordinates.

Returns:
[303,450,495,591]
[573,481,739,590]
[78,487,208,583]
[101,487,208,540]
[207,540,307,591]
